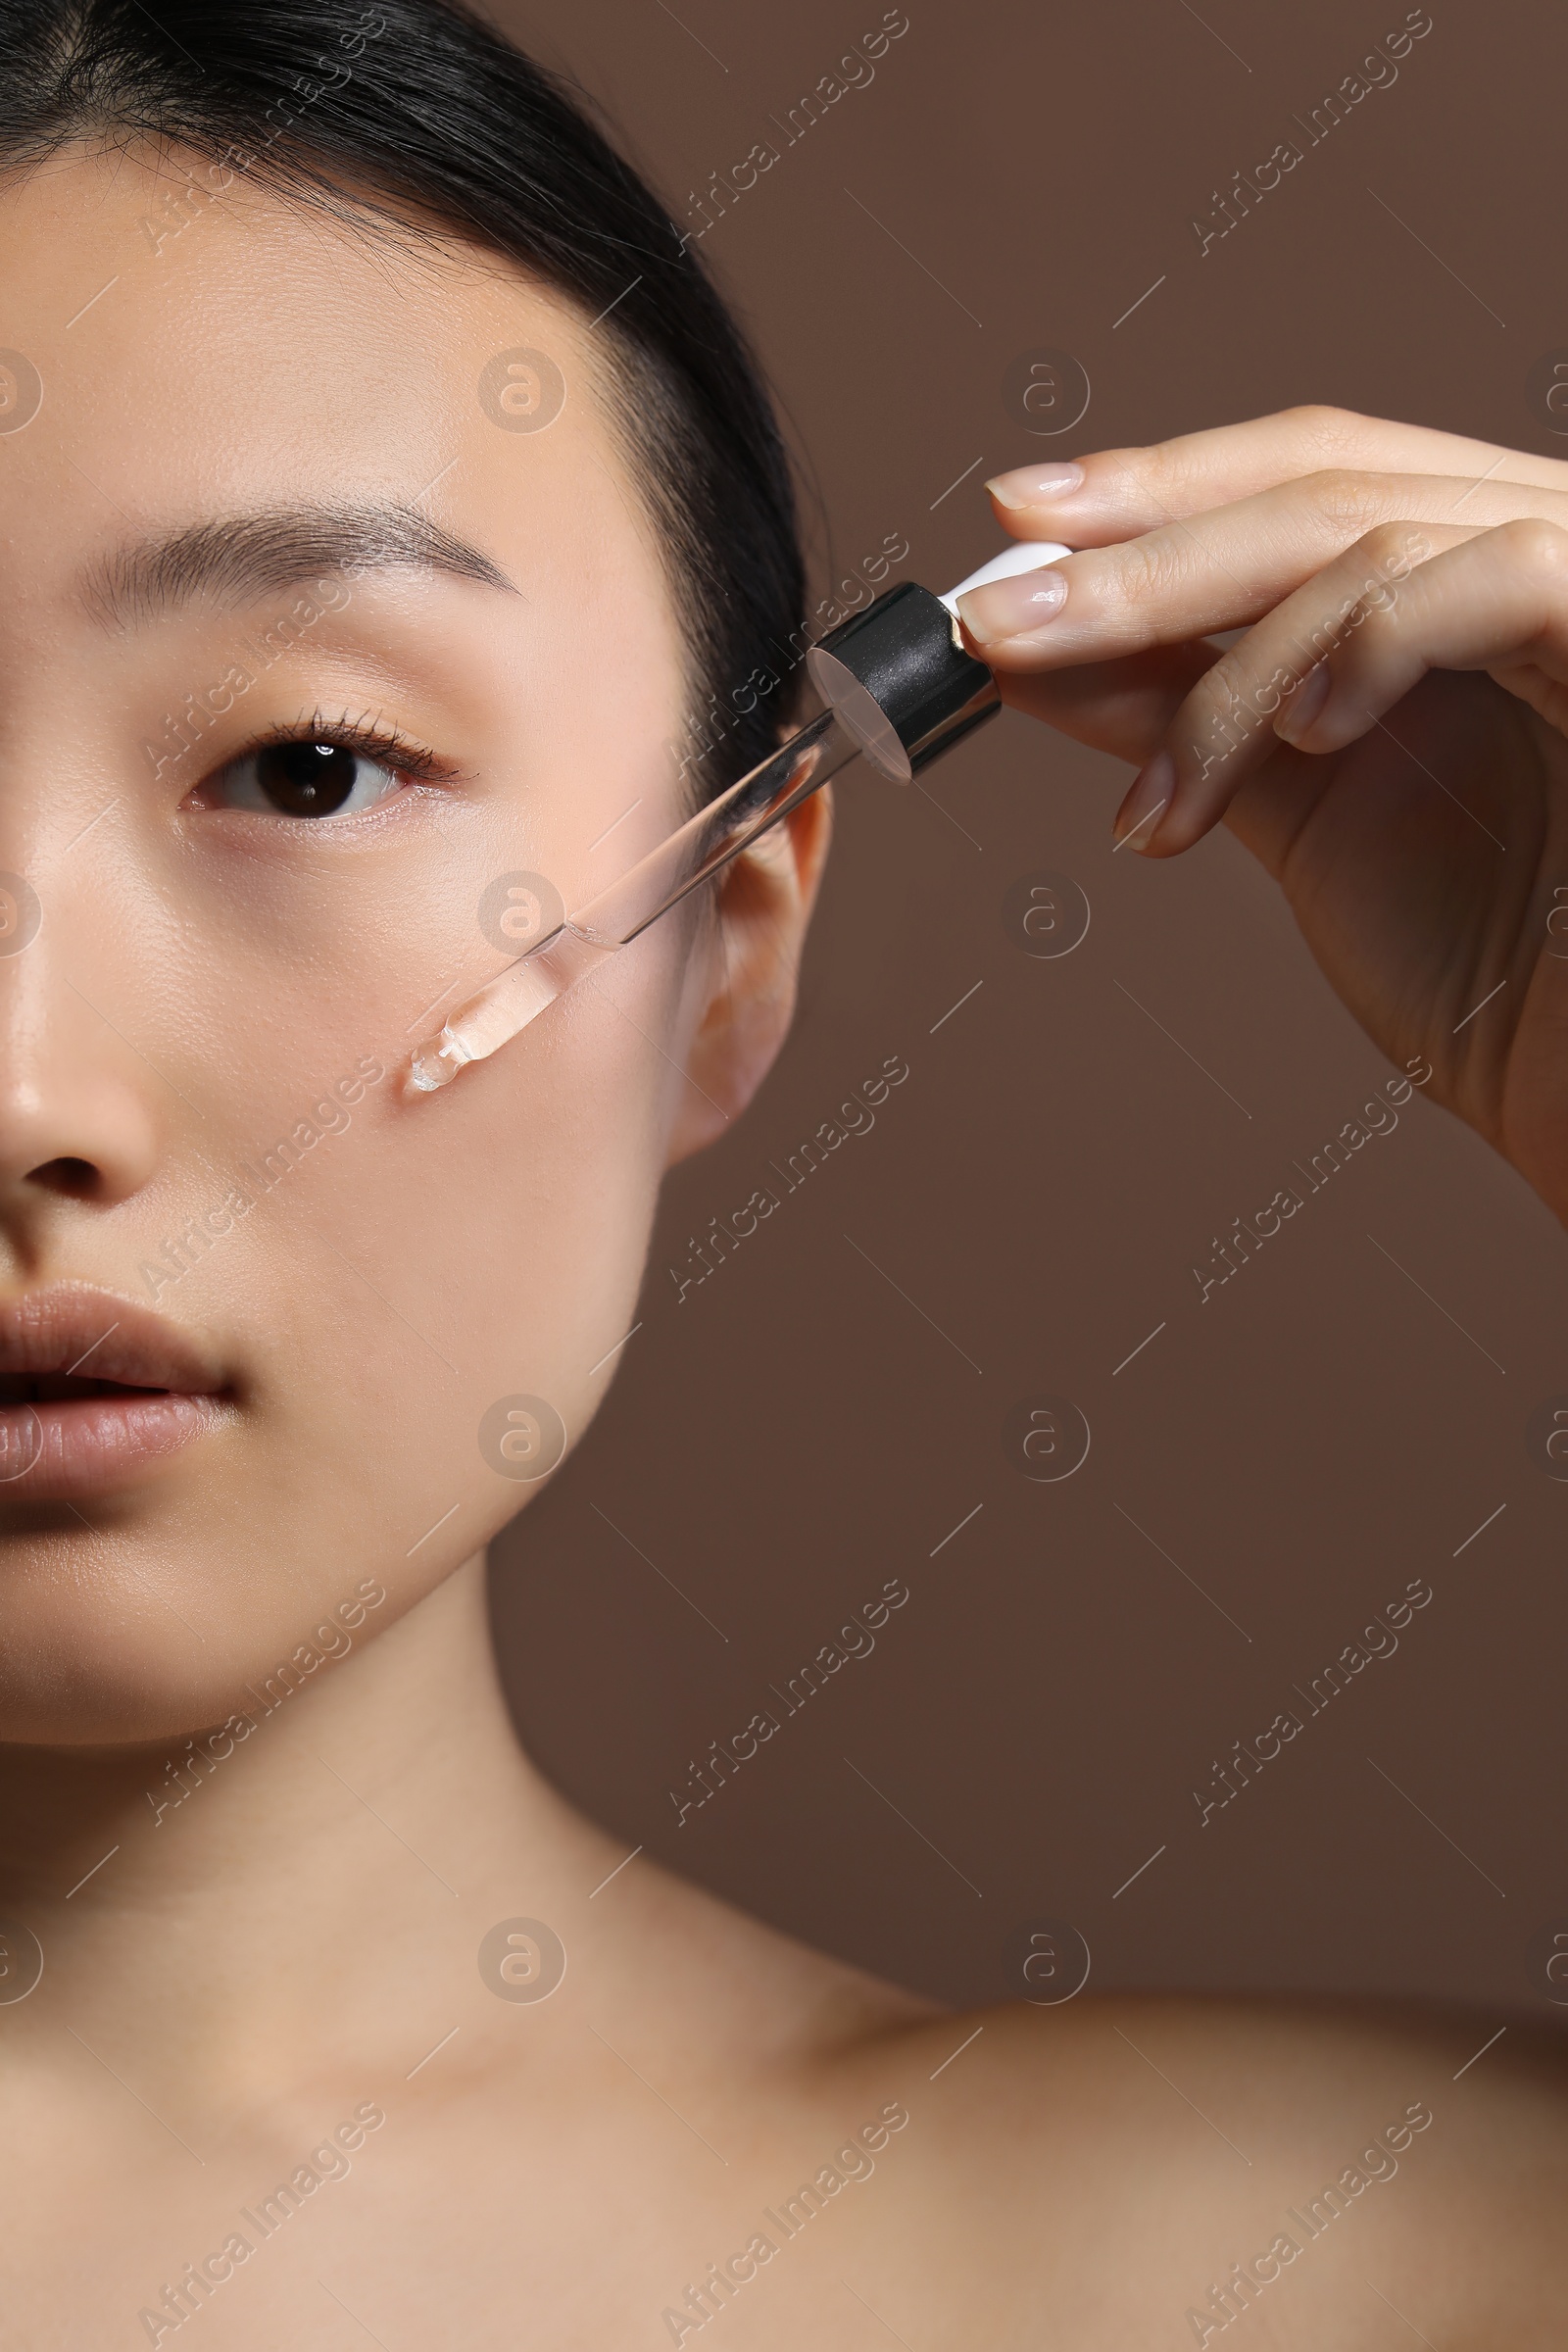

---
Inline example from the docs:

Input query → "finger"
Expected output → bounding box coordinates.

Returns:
[954,472,1568,669]
[1109,517,1558,857]
[981,404,1568,550]
[1277,516,1568,757]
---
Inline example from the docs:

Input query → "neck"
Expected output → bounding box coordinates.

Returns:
[0,1557,600,2101]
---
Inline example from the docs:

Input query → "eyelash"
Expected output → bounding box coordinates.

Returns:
[187,705,464,820]
[244,708,457,787]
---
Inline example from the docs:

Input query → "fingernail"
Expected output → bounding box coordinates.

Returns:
[1274,662,1330,745]
[986,463,1085,509]
[1113,750,1174,851]
[956,565,1068,645]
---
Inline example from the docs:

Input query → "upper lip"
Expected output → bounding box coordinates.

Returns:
[0,1288,227,1396]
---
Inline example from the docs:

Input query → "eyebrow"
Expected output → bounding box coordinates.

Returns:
[79,501,519,627]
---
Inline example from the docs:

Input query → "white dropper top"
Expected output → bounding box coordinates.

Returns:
[939,537,1071,618]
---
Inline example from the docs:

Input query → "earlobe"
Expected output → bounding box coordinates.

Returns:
[662,786,833,1168]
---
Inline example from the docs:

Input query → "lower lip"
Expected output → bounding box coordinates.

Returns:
[0,1394,228,1499]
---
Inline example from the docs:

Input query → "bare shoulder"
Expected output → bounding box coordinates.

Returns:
[808,1992,1568,2347]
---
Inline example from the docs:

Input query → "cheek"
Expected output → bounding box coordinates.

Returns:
[403,943,677,1420]
[220,913,682,1516]
[25,885,690,1744]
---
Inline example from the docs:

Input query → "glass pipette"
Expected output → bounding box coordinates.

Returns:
[407,538,1068,1095]
[409,707,858,1090]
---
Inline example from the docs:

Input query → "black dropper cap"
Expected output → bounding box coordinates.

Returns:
[806,580,1000,782]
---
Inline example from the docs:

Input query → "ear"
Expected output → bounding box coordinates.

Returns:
[662,785,834,1167]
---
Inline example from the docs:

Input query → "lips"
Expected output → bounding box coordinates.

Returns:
[0,1288,231,1498]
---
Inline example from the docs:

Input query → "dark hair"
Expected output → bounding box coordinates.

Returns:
[0,0,807,796]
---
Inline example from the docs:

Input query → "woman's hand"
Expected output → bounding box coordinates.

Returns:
[955,407,1568,1224]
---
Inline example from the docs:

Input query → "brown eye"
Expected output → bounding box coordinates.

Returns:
[208,738,402,817]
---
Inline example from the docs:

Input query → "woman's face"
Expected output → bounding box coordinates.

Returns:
[0,145,808,1742]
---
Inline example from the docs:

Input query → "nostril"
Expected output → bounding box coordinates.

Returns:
[27,1156,103,1200]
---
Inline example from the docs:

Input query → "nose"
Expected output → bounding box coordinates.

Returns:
[0,916,163,1247]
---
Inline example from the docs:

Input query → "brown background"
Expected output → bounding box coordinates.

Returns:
[486,0,1568,2018]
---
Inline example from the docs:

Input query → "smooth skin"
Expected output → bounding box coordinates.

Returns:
[1,148,1564,2352]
